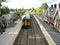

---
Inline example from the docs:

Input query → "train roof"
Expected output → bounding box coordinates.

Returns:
[23,14,30,19]
[48,7,57,18]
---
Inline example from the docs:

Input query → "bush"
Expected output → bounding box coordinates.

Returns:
[31,3,48,15]
[0,7,2,17]
[13,12,18,21]
[1,6,10,15]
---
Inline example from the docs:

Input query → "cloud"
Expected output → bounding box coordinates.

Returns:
[2,0,42,9]
[40,0,51,3]
[47,0,58,6]
[2,0,58,9]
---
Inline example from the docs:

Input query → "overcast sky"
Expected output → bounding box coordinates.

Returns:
[1,0,58,9]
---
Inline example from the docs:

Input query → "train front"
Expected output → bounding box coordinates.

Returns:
[22,13,30,29]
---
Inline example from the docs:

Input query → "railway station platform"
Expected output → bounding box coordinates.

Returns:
[0,15,48,45]
[0,19,22,45]
[34,15,60,45]
[0,14,28,45]
[0,14,60,45]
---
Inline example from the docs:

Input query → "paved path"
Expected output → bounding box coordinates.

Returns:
[0,19,22,45]
[35,15,60,45]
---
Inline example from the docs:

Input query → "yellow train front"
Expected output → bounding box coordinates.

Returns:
[22,15,30,28]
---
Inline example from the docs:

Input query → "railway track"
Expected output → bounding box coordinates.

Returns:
[13,15,48,45]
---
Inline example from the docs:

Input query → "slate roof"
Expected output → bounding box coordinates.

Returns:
[48,7,57,19]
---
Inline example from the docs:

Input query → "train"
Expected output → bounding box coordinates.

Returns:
[22,13,30,28]
[43,4,60,32]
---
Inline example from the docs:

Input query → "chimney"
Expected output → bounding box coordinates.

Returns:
[51,5,53,8]
[54,4,57,8]
[59,3,60,8]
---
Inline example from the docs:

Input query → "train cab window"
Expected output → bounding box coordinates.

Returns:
[54,4,57,8]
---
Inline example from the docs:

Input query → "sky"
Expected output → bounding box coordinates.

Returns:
[1,0,58,9]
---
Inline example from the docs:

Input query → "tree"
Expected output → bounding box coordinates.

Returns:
[41,3,48,9]
[31,3,48,15]
[10,9,15,12]
[31,8,34,12]
[1,6,10,15]
[0,7,1,17]
[39,3,48,15]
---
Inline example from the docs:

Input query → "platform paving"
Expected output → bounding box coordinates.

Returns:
[34,15,60,45]
[0,19,22,45]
